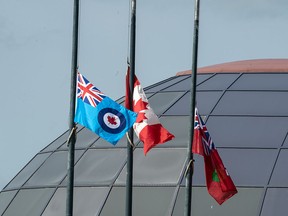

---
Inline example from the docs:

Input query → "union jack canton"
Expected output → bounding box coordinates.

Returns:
[194,108,216,156]
[77,72,106,107]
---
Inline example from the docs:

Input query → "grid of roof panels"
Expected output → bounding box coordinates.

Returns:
[1,72,288,216]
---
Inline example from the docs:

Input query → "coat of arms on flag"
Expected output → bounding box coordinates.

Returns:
[193,107,237,204]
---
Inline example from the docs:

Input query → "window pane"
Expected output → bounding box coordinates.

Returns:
[25,150,84,187]
[269,149,288,186]
[91,135,139,148]
[230,73,288,90]
[164,91,222,115]
[100,187,176,216]
[197,73,239,90]
[151,116,189,147]
[261,188,288,216]
[3,188,54,216]
[41,130,69,152]
[42,187,109,216]
[62,149,126,186]
[115,148,186,185]
[5,153,51,190]
[217,149,277,186]
[206,116,288,148]
[213,91,288,115]
[145,76,189,93]
[148,92,184,115]
[163,74,212,92]
[173,187,264,216]
[59,127,98,150]
[0,190,17,215]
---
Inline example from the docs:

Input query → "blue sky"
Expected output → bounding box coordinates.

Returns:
[1,0,288,189]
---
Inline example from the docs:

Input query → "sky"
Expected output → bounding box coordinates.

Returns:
[1,0,288,190]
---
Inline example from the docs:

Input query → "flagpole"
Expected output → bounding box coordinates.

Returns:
[126,0,136,216]
[66,0,79,215]
[185,0,200,215]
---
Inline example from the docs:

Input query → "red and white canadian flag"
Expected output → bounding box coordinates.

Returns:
[125,67,175,155]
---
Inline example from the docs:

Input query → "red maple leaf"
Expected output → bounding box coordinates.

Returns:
[136,112,147,123]
[107,115,117,125]
[134,99,149,112]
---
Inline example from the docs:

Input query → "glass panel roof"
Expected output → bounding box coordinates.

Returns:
[230,73,288,90]
[260,188,288,216]
[42,187,110,216]
[145,76,189,93]
[180,148,277,187]
[91,134,139,148]
[213,91,288,116]
[164,91,223,115]
[163,74,213,92]
[61,149,126,186]
[147,92,184,115]
[206,116,288,148]
[115,148,186,185]
[100,187,176,216]
[269,149,288,186]
[281,134,288,147]
[24,150,84,187]
[0,190,17,215]
[41,130,69,152]
[197,73,239,90]
[2,188,55,216]
[152,116,189,147]
[218,149,277,186]
[4,71,288,216]
[5,153,51,190]
[173,187,264,216]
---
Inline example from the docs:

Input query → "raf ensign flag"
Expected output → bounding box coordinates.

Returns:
[193,108,237,205]
[74,72,137,145]
[125,67,174,155]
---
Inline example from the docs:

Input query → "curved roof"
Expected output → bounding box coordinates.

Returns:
[177,58,288,75]
[1,59,288,216]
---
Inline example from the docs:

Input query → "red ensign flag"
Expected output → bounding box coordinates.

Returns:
[193,108,237,204]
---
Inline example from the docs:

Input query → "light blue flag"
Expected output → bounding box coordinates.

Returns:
[74,72,137,145]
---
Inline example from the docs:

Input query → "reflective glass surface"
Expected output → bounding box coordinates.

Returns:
[145,76,189,93]
[62,149,126,186]
[5,153,51,190]
[41,130,69,152]
[25,150,84,187]
[230,73,288,90]
[153,116,189,147]
[206,116,288,148]
[213,91,288,115]
[260,188,288,216]
[164,91,222,115]
[173,187,264,216]
[42,187,109,216]
[218,149,277,186]
[148,92,184,115]
[163,74,213,92]
[197,73,239,90]
[100,187,176,216]
[3,188,54,216]
[269,149,288,186]
[115,148,186,185]
[0,190,17,215]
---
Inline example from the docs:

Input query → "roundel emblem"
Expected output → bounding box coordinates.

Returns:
[98,108,127,134]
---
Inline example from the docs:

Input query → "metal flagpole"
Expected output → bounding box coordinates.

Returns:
[126,0,136,216]
[185,0,200,215]
[66,0,80,215]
